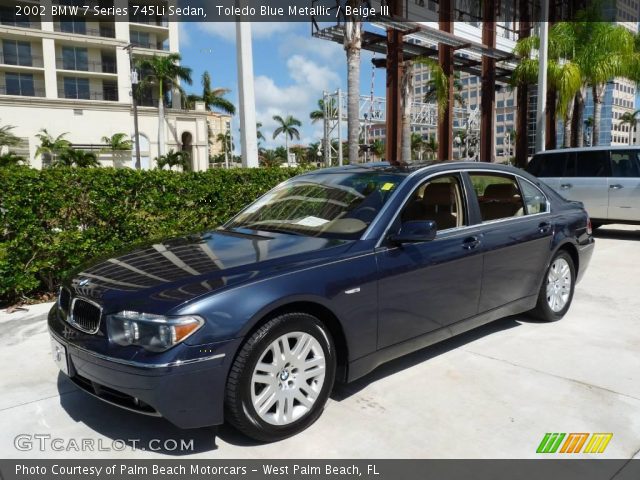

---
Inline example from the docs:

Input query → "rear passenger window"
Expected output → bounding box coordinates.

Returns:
[567,151,609,177]
[469,174,526,222]
[611,151,640,177]
[519,179,549,214]
[536,153,567,177]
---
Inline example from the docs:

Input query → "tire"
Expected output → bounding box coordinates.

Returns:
[530,250,576,322]
[225,312,337,442]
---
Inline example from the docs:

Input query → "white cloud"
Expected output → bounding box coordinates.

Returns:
[252,55,341,149]
[196,22,296,43]
[279,33,344,61]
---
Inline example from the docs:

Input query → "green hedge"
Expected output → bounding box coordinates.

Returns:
[0,166,307,305]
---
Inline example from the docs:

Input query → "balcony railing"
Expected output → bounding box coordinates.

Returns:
[0,53,44,68]
[129,17,168,27]
[54,24,116,38]
[0,19,41,29]
[130,41,169,51]
[56,58,116,74]
[58,88,118,101]
[0,85,46,97]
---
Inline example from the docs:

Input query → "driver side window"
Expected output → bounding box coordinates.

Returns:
[400,175,467,231]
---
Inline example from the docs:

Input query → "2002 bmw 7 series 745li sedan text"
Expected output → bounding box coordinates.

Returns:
[49,162,594,441]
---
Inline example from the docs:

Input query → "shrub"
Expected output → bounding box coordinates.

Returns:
[0,166,306,305]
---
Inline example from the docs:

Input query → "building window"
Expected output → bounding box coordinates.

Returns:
[506,113,514,121]
[61,46,88,71]
[0,6,30,27]
[130,30,150,49]
[102,80,118,101]
[59,17,86,34]
[497,114,504,122]
[497,100,504,108]
[4,72,34,96]
[63,76,90,99]
[2,40,32,66]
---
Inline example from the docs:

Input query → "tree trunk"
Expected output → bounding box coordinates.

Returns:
[158,95,166,157]
[573,90,585,148]
[401,62,414,164]
[563,95,575,148]
[345,19,362,164]
[592,83,605,146]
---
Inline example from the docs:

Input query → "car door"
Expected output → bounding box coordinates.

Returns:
[375,173,483,349]
[608,150,640,221]
[560,150,610,219]
[467,172,553,313]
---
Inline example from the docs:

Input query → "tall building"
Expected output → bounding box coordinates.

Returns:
[0,0,209,170]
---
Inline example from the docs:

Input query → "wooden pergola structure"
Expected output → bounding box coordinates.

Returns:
[312,0,589,166]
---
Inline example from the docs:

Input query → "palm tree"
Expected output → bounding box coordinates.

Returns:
[0,152,26,167]
[156,149,190,171]
[619,110,640,145]
[424,71,465,108]
[424,135,438,160]
[186,71,235,114]
[256,122,265,143]
[511,32,582,149]
[0,121,20,150]
[309,98,338,124]
[344,4,362,164]
[402,57,448,163]
[370,139,384,161]
[101,133,133,151]
[55,149,100,168]
[35,129,70,166]
[136,53,192,157]
[272,115,301,161]
[259,149,284,168]
[410,133,424,160]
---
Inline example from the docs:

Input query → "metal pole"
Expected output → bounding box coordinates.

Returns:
[337,88,343,166]
[124,44,141,170]
[236,21,259,167]
[535,1,549,153]
[323,90,330,166]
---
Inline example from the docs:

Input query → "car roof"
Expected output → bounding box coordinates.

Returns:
[303,161,524,177]
[534,146,640,155]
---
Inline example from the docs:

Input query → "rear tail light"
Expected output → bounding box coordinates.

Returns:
[586,218,593,236]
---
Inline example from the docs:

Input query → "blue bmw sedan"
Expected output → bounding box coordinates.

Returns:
[48,162,594,441]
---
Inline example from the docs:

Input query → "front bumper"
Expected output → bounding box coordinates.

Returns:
[48,306,242,428]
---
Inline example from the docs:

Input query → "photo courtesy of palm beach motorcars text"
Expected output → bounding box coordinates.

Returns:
[2,0,640,479]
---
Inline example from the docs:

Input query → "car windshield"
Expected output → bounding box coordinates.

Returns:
[225,171,405,239]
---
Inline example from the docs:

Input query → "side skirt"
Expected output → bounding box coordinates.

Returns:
[346,295,537,382]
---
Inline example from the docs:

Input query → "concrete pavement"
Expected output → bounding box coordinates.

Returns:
[1,225,639,459]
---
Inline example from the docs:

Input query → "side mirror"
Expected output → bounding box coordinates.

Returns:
[388,220,437,245]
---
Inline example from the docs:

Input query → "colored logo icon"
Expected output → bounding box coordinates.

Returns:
[536,433,613,454]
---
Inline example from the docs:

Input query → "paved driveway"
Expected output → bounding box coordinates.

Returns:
[1,226,639,459]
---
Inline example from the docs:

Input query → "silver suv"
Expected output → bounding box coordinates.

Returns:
[527,146,640,227]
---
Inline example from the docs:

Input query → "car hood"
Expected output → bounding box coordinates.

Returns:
[66,229,353,311]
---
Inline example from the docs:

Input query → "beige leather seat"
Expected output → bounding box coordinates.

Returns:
[480,183,523,221]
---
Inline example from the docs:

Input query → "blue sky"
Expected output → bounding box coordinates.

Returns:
[178,22,385,151]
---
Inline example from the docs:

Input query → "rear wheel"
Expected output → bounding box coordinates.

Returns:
[225,313,336,442]
[530,250,576,322]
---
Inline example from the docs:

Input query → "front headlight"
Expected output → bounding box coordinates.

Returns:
[106,311,204,352]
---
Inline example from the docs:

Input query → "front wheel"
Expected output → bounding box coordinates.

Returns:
[225,313,336,442]
[530,250,576,322]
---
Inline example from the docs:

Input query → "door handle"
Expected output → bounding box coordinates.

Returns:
[538,221,552,234]
[462,236,480,250]
[610,184,624,190]
[560,183,572,189]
